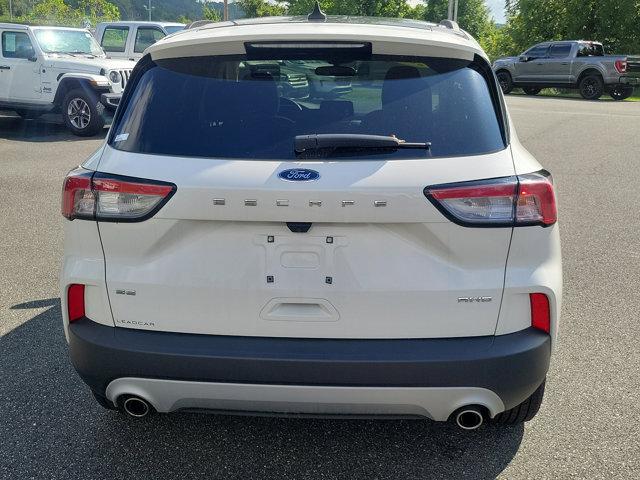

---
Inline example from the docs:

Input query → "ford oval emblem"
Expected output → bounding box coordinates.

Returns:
[278,169,320,182]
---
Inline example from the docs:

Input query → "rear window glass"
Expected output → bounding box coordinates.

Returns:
[111,55,505,160]
[134,27,165,53]
[577,43,604,57]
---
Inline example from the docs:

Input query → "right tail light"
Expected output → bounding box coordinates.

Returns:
[424,170,557,227]
[615,59,627,74]
[530,293,551,334]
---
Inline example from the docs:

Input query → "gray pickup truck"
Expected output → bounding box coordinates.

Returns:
[493,40,640,100]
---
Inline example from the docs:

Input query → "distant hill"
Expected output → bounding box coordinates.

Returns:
[111,0,244,22]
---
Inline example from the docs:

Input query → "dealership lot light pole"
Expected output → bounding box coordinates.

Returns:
[143,0,154,21]
[448,0,459,21]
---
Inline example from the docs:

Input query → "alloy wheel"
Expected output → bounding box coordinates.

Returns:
[67,98,91,130]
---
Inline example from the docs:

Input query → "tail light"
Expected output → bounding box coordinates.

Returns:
[615,59,627,74]
[62,169,176,222]
[530,293,550,334]
[67,284,85,323]
[424,170,557,227]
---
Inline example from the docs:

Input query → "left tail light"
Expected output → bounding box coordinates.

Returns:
[62,168,176,222]
[424,170,557,227]
[67,284,85,323]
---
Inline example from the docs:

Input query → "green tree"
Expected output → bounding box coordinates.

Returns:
[77,0,119,25]
[202,3,221,21]
[479,23,517,60]
[22,0,119,26]
[505,0,640,54]
[502,0,568,53]
[422,0,493,40]
[237,0,285,18]
[25,0,75,24]
[284,0,414,17]
[563,0,639,53]
[0,0,33,19]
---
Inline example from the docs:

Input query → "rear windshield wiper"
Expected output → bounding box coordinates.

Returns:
[294,134,431,156]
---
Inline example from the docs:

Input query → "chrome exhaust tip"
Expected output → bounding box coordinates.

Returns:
[454,407,484,430]
[121,396,152,418]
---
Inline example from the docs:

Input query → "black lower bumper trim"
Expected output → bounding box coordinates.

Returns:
[618,75,640,85]
[68,319,550,410]
[100,93,121,110]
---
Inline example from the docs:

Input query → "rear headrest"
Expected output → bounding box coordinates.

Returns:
[382,65,424,106]
[242,72,279,117]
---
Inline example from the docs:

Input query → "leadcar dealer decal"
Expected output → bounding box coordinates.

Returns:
[278,169,320,182]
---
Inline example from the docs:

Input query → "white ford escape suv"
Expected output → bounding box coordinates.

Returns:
[60,11,561,430]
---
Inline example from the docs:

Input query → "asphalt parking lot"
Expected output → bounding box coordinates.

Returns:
[1,96,639,479]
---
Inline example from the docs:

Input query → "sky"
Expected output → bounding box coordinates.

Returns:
[486,0,506,23]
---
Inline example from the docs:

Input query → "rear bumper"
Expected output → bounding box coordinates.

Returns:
[68,319,550,419]
[618,76,640,85]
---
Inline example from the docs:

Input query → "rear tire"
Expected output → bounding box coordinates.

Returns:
[523,87,542,96]
[579,74,604,100]
[496,71,514,94]
[491,380,546,424]
[62,88,105,136]
[609,85,634,101]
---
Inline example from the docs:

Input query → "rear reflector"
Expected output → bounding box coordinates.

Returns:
[424,170,557,227]
[67,284,85,323]
[530,293,550,334]
[61,169,176,222]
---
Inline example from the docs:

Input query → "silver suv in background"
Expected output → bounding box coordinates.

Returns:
[493,40,640,100]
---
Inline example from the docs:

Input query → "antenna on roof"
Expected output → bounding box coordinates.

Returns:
[308,1,327,22]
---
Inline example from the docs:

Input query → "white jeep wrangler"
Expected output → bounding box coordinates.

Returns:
[0,24,135,136]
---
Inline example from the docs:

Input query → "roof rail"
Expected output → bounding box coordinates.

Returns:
[439,20,460,31]
[0,22,28,30]
[186,20,216,29]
